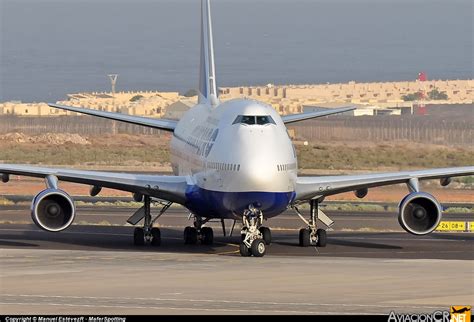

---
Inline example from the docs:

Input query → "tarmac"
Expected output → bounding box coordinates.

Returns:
[0,206,473,314]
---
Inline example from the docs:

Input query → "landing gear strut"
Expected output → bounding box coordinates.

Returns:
[239,205,270,257]
[132,196,172,246]
[294,199,327,247]
[184,216,214,245]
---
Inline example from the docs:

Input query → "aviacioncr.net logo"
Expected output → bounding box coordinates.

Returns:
[388,310,451,322]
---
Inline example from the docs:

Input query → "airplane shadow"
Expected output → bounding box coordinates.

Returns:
[275,239,402,250]
[429,233,474,241]
[5,225,468,255]
[0,240,39,247]
[325,238,402,249]
[0,225,232,255]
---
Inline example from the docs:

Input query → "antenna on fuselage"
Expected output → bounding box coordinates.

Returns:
[198,0,219,107]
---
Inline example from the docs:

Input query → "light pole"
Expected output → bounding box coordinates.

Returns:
[108,74,119,135]
[108,74,118,97]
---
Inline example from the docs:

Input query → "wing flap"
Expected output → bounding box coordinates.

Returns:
[48,104,178,132]
[295,166,474,201]
[0,164,188,204]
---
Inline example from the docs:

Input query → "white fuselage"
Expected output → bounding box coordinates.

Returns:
[170,99,298,219]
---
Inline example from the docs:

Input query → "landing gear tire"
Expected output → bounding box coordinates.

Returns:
[316,228,327,247]
[299,228,310,247]
[150,227,161,246]
[133,227,145,246]
[184,226,198,245]
[259,227,272,245]
[239,242,252,257]
[201,227,214,245]
[251,239,266,257]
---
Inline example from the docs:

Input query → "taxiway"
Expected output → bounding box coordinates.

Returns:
[0,208,472,314]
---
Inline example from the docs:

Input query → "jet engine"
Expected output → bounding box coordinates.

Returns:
[31,189,76,232]
[398,192,442,235]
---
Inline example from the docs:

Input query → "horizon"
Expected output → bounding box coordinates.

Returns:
[1,0,472,102]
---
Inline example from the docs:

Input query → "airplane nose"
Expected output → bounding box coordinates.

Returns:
[239,155,276,190]
[223,121,295,193]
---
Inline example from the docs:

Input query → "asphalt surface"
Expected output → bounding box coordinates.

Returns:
[0,206,472,259]
[0,223,473,260]
[1,207,472,314]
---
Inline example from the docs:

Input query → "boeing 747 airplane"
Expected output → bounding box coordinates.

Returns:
[1,1,472,257]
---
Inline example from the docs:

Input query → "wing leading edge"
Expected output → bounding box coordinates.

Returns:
[282,106,355,124]
[0,164,189,204]
[48,103,178,132]
[295,166,474,202]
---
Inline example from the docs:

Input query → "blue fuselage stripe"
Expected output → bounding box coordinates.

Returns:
[185,185,295,219]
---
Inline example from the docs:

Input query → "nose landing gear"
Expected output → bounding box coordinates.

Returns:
[239,205,270,257]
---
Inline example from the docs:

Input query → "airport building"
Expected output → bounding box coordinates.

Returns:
[0,79,472,118]
[219,79,473,113]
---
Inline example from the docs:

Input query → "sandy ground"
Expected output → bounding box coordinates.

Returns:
[0,133,472,203]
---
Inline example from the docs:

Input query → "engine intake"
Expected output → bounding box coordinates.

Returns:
[31,189,76,232]
[398,192,442,235]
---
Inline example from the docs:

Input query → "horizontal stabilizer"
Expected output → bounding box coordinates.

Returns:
[282,106,355,124]
[48,103,177,132]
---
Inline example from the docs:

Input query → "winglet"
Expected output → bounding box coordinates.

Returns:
[198,0,219,107]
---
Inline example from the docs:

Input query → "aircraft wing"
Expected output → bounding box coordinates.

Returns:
[0,164,189,204]
[294,166,474,201]
[282,106,355,124]
[48,103,178,132]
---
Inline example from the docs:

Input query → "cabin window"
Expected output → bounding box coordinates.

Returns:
[210,129,219,141]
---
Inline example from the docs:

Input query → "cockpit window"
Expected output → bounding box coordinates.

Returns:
[256,115,276,125]
[241,115,256,125]
[233,115,275,125]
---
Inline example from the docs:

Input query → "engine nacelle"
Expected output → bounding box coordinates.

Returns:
[31,189,76,232]
[398,192,442,235]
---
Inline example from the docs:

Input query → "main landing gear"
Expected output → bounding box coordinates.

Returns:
[239,205,271,257]
[294,199,330,247]
[183,216,214,245]
[128,195,172,246]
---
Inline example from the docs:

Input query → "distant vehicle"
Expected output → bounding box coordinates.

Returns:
[1,0,472,257]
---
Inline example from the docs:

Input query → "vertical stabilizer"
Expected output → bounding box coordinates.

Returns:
[198,0,219,107]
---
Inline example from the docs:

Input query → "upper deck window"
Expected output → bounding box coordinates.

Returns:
[233,115,275,125]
